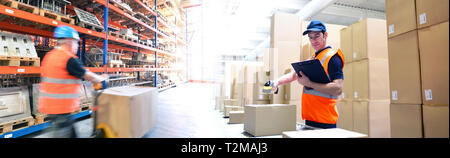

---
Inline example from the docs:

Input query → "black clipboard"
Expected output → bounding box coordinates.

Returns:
[291,59,331,84]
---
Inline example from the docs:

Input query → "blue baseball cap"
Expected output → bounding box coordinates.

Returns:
[302,20,327,36]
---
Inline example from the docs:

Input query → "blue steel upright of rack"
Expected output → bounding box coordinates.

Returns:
[153,0,158,87]
[103,0,109,75]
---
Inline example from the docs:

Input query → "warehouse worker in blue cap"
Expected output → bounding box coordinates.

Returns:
[39,25,107,137]
[271,20,345,129]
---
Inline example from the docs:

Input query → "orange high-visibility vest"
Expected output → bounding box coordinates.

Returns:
[301,47,345,124]
[39,47,82,114]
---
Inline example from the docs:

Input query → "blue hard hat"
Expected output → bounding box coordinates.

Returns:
[54,25,80,40]
[302,20,327,36]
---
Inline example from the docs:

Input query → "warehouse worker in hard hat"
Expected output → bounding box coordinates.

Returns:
[39,25,107,138]
[272,20,344,129]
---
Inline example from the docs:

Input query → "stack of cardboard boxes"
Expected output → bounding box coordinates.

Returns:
[338,18,391,138]
[386,0,449,138]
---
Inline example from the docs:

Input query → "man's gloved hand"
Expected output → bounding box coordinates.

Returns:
[93,79,109,90]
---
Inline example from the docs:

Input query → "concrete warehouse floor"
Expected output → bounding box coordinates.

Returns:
[29,83,305,138]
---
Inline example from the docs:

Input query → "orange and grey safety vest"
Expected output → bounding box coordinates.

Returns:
[39,47,82,114]
[301,47,345,124]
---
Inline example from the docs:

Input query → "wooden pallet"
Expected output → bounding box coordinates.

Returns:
[72,103,93,114]
[0,0,40,15]
[39,9,74,25]
[0,55,40,66]
[34,113,49,125]
[0,116,35,134]
[108,31,121,38]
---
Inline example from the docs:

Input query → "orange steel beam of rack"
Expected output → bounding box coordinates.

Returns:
[0,4,176,57]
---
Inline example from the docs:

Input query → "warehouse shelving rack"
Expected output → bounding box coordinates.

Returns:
[0,0,188,138]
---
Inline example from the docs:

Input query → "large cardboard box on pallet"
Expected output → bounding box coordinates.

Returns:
[385,0,417,38]
[388,30,422,104]
[96,86,158,138]
[418,21,449,105]
[244,104,296,136]
[352,18,388,61]
[270,13,302,46]
[390,104,423,138]
[422,104,449,138]
[352,100,391,138]
[352,59,390,101]
[415,0,449,29]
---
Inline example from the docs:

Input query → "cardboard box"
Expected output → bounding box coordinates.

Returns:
[282,128,367,138]
[388,30,422,104]
[270,13,302,46]
[352,100,391,138]
[284,99,303,124]
[352,18,388,61]
[283,69,303,101]
[254,100,270,104]
[338,99,353,131]
[96,86,158,138]
[385,0,417,38]
[390,104,423,138]
[418,21,449,105]
[270,41,302,79]
[352,59,390,101]
[244,104,296,136]
[415,0,449,29]
[342,62,353,100]
[229,111,245,124]
[340,26,353,63]
[263,48,272,72]
[215,96,224,111]
[223,105,243,117]
[244,63,263,84]
[422,104,449,138]
[301,43,315,61]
